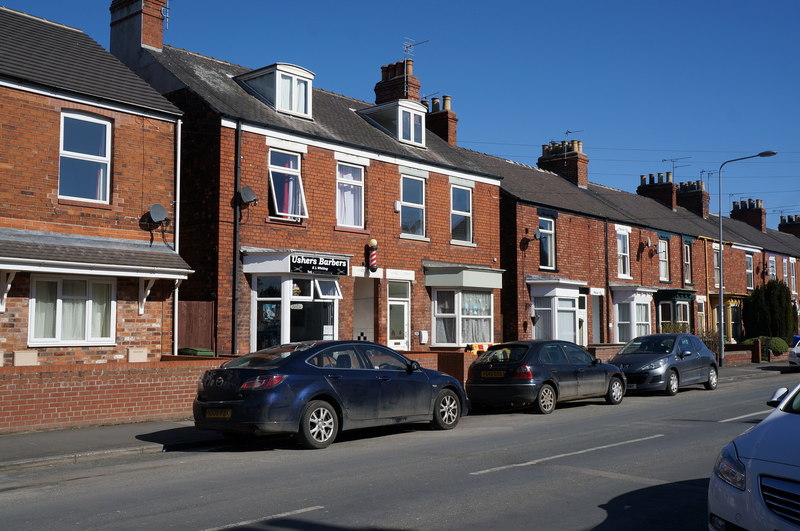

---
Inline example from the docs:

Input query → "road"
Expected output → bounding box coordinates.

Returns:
[1,371,796,530]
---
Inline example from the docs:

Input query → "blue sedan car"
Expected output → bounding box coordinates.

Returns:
[193,340,466,449]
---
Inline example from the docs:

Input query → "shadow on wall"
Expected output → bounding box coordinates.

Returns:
[594,478,709,531]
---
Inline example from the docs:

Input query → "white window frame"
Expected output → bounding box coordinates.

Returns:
[697,301,706,334]
[387,281,411,351]
[676,301,690,330]
[769,256,777,280]
[783,258,789,285]
[268,149,308,220]
[683,242,692,284]
[745,254,754,290]
[314,279,342,300]
[276,71,311,117]
[792,259,797,294]
[635,302,651,337]
[399,107,425,145]
[431,289,493,347]
[450,185,472,243]
[59,111,112,203]
[400,175,425,237]
[539,217,556,270]
[616,303,631,343]
[28,275,116,347]
[336,163,364,229]
[615,225,631,279]
[658,238,670,282]
[714,249,721,288]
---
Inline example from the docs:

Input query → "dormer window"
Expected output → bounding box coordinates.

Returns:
[235,63,314,119]
[360,100,426,147]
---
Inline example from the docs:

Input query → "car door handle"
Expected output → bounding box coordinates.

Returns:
[377,376,391,381]
[578,368,586,373]
[327,374,343,380]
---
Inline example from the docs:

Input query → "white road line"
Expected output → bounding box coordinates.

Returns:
[202,506,325,531]
[470,434,664,476]
[719,410,772,423]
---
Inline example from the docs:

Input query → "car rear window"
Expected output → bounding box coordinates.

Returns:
[476,345,529,363]
[224,344,311,368]
[618,337,675,355]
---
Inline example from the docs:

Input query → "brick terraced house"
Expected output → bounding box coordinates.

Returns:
[0,7,192,366]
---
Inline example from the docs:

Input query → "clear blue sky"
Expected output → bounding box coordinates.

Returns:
[6,0,798,229]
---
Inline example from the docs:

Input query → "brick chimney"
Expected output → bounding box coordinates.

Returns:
[110,0,166,67]
[676,181,710,219]
[637,172,677,210]
[426,95,458,146]
[779,215,800,238]
[731,198,768,233]
[537,140,588,188]
[374,59,420,104]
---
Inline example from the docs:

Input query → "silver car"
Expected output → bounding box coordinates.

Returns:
[607,333,718,395]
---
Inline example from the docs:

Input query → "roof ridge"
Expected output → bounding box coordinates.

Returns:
[0,6,82,33]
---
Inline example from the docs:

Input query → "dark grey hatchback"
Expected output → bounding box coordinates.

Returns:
[607,333,718,395]
[466,340,626,414]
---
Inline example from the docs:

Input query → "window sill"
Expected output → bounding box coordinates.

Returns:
[659,280,672,284]
[539,266,557,272]
[28,341,116,348]
[399,234,430,242]
[58,198,112,210]
[450,240,476,247]
[335,225,370,235]
[617,275,633,280]
[266,217,308,227]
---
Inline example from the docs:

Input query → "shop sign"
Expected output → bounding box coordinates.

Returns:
[290,254,348,275]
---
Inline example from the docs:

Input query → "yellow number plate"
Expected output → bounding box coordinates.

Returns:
[481,370,505,378]
[206,409,232,419]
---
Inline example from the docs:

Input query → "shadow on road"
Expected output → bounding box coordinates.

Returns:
[594,477,708,530]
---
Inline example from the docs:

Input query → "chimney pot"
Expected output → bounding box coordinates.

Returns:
[432,97,441,112]
[405,58,414,76]
[666,171,673,182]
[657,172,664,183]
[733,201,740,210]
[640,175,647,186]
[757,199,763,208]
[649,173,655,184]
[781,215,787,223]
[748,198,755,208]
[443,95,451,111]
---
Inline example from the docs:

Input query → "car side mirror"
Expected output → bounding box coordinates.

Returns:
[679,350,692,359]
[767,387,789,408]
[591,358,600,366]
[407,360,421,374]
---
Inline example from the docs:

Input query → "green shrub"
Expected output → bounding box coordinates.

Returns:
[741,336,789,360]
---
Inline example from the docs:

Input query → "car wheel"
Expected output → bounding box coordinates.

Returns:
[605,377,624,405]
[704,366,718,390]
[665,370,679,396]
[431,389,460,430]
[534,383,556,414]
[298,400,338,449]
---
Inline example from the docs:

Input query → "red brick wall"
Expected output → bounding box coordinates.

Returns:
[0,360,221,434]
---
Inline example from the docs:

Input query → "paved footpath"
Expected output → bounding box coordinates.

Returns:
[0,362,793,472]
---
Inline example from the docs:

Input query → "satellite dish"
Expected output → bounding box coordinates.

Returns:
[533,228,542,240]
[239,186,258,205]
[149,203,168,224]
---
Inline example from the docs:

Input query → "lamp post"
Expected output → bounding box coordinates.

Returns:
[717,150,777,366]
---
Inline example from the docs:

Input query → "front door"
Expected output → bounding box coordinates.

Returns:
[388,301,409,351]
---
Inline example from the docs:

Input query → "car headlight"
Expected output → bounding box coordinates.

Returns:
[714,442,746,490]
[640,358,667,371]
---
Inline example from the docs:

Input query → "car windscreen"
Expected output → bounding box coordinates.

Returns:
[224,344,312,368]
[618,337,675,355]
[476,345,529,363]
[784,387,800,415]
[792,336,800,348]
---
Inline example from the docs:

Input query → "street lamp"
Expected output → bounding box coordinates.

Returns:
[717,150,777,366]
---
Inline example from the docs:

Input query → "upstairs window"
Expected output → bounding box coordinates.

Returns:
[745,254,754,289]
[235,63,314,119]
[683,242,692,284]
[791,260,797,293]
[450,185,472,243]
[714,249,721,287]
[268,150,308,220]
[401,109,424,144]
[615,226,631,278]
[539,218,555,269]
[783,258,789,284]
[658,238,670,281]
[336,163,364,228]
[59,112,111,203]
[400,175,425,236]
[769,256,777,280]
[359,100,427,147]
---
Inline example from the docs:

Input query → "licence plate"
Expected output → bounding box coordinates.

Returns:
[205,408,232,419]
[626,383,637,390]
[481,370,505,378]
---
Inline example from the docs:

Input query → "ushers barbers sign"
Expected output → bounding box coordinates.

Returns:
[290,254,349,275]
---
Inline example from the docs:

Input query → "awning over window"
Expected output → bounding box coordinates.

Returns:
[0,228,192,279]
[423,260,503,289]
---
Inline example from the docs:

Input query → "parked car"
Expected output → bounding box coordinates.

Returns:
[608,333,717,395]
[788,335,800,369]
[465,340,626,414]
[193,340,466,449]
[708,383,800,530]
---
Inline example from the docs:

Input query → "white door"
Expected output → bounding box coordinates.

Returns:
[388,300,410,350]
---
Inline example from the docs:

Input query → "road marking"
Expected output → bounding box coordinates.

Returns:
[719,409,772,423]
[470,434,664,476]
[202,506,325,530]
[546,464,666,486]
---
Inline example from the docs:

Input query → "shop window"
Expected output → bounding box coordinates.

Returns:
[30,276,115,346]
[59,112,111,203]
[314,279,342,299]
[432,289,492,346]
[336,163,364,228]
[268,150,308,220]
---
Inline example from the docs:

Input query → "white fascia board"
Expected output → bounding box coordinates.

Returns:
[221,118,500,187]
[0,258,191,279]
[732,244,763,253]
[0,79,180,123]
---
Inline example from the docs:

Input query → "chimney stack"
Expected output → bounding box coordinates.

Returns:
[374,59,420,104]
[110,0,166,68]
[730,198,768,233]
[537,140,589,189]
[637,171,677,210]
[676,180,710,219]
[779,215,800,238]
[426,95,458,146]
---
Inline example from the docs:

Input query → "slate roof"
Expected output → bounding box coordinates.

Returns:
[145,46,499,179]
[0,7,180,116]
[0,228,192,277]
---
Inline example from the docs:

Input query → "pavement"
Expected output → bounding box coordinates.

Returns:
[0,361,795,472]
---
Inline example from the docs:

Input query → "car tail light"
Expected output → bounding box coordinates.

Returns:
[240,374,287,391]
[513,365,534,379]
[467,366,477,380]
[197,377,205,393]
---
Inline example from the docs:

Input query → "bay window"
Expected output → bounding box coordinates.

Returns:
[30,276,115,345]
[433,289,492,346]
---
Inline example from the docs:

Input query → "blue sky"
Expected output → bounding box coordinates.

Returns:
[6,0,797,229]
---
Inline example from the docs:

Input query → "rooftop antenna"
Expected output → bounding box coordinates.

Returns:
[662,156,691,175]
[562,129,584,164]
[162,0,170,30]
[700,169,716,188]
[402,38,429,98]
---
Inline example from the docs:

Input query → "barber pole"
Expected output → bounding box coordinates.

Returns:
[368,239,378,272]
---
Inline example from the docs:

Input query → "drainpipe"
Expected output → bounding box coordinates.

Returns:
[173,118,183,356]
[232,120,242,355]
[604,219,610,344]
